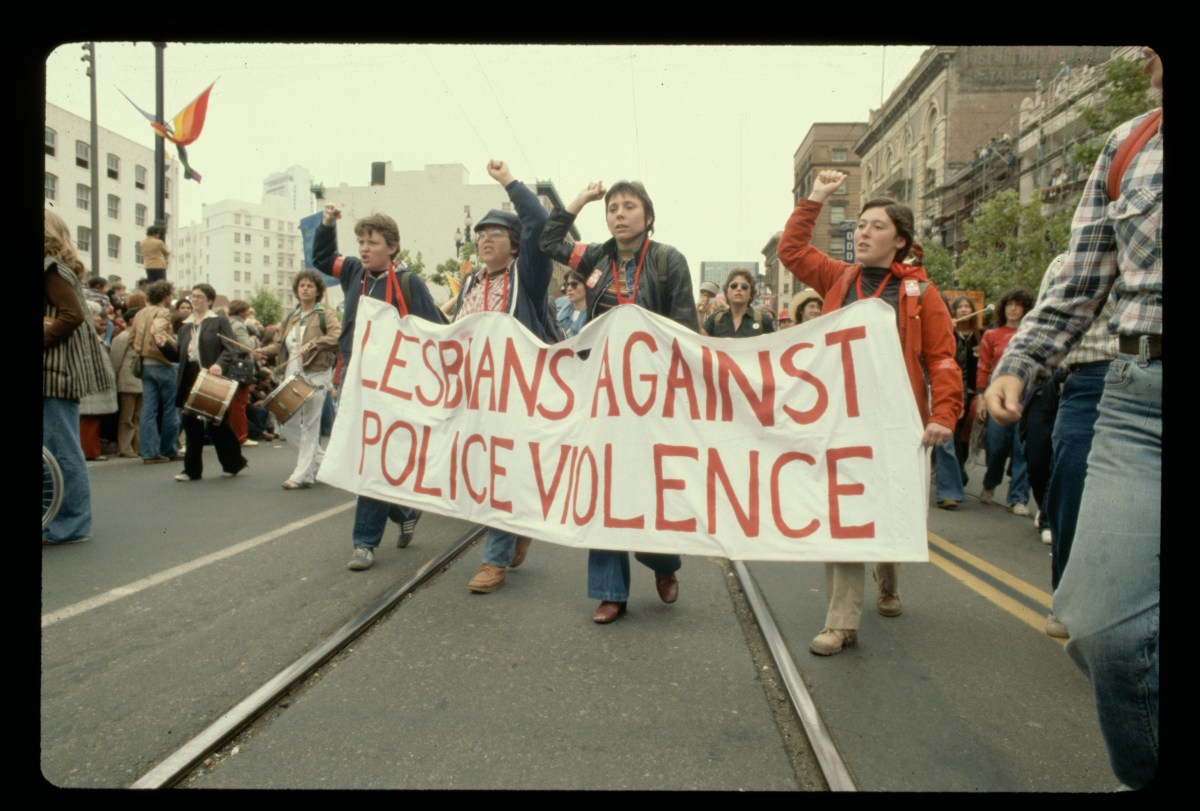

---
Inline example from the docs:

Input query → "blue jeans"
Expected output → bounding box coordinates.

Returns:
[933,435,964,502]
[482,529,517,567]
[983,415,1028,506]
[588,550,681,602]
[1054,356,1159,789]
[1047,362,1108,589]
[352,497,417,549]
[139,362,180,460]
[43,397,92,542]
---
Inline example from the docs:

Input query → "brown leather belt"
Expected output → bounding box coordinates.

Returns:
[1118,334,1162,361]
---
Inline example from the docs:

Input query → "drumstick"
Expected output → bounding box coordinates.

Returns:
[219,333,258,353]
[953,303,994,323]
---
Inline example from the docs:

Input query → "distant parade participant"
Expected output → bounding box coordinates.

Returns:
[777,169,960,656]
[557,269,590,338]
[703,268,775,338]
[789,288,824,324]
[141,225,170,283]
[449,160,555,595]
[313,203,442,572]
[129,280,181,464]
[540,179,698,624]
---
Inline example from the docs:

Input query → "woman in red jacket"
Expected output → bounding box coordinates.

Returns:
[778,169,962,656]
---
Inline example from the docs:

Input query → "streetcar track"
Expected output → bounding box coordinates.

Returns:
[130,524,487,789]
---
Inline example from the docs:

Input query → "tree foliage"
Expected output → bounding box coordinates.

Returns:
[922,242,957,290]
[431,241,477,290]
[250,287,283,327]
[1068,56,1157,173]
[956,191,1071,301]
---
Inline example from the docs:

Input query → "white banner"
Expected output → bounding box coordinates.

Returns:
[318,297,930,562]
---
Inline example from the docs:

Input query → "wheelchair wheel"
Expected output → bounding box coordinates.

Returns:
[42,446,64,534]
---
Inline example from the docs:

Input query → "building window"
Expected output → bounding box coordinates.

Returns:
[164,178,171,199]
[107,153,120,180]
[135,242,144,264]
[45,127,57,157]
[234,253,241,263]
[832,148,847,162]
[77,226,91,253]
[263,236,270,247]
[107,194,120,220]
[234,213,242,226]
[135,203,147,227]
[76,184,91,211]
[234,232,241,244]
[263,255,270,266]
[107,234,120,259]
[830,205,846,224]
[45,173,58,202]
[75,140,90,169]
[263,218,271,229]
[263,273,270,284]
[234,270,241,282]
[135,165,147,190]
[834,182,847,195]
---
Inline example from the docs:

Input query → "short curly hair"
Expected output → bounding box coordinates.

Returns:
[292,269,326,302]
[354,213,401,260]
[994,286,1035,327]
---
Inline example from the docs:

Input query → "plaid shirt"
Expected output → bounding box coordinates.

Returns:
[997,109,1162,388]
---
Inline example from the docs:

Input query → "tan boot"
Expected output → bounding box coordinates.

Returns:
[874,564,902,617]
[468,563,506,593]
[810,628,857,656]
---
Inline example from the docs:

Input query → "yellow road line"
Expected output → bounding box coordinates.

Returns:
[926,535,1065,646]
[928,532,1053,608]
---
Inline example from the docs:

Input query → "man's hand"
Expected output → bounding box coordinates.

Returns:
[487,160,514,186]
[920,422,953,448]
[809,170,848,204]
[322,203,343,226]
[208,364,223,376]
[568,182,605,214]
[984,374,1025,426]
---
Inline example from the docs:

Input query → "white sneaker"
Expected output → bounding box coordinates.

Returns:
[1044,613,1069,638]
[1041,528,1053,545]
[347,547,374,571]
[1009,503,1031,517]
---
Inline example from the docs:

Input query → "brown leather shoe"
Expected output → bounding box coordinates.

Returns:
[510,537,532,568]
[655,572,679,604]
[468,564,506,593]
[592,601,626,624]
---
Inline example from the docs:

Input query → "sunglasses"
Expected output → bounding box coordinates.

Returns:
[566,281,582,289]
[728,282,751,291]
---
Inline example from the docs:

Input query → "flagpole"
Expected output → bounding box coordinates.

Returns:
[154,42,166,237]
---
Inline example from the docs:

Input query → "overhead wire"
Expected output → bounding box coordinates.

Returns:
[419,45,493,158]
[468,46,537,178]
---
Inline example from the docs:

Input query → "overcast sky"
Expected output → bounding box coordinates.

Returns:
[45,43,928,279]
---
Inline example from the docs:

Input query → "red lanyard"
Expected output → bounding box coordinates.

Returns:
[362,265,408,316]
[856,270,892,301]
[612,240,652,306]
[481,267,511,312]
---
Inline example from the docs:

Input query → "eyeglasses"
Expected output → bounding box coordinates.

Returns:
[727,282,751,291]
[476,228,508,241]
[566,281,581,289]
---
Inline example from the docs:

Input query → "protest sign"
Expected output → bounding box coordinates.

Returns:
[318,297,929,562]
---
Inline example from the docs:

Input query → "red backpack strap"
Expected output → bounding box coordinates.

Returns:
[1107,108,1162,201]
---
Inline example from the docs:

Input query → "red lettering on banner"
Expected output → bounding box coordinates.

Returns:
[499,339,545,417]
[591,338,619,417]
[359,410,382,474]
[379,330,418,400]
[653,444,698,532]
[558,445,580,524]
[706,448,759,536]
[779,343,828,425]
[415,339,445,407]
[715,348,775,427]
[489,437,514,513]
[770,452,819,538]
[538,348,574,420]
[468,338,497,411]
[825,326,867,418]
[604,443,645,528]
[827,445,874,538]
[449,431,459,500]
[360,320,376,389]
[571,446,598,525]
[413,424,442,497]
[530,442,574,519]
[380,420,417,485]
[439,340,465,408]
[622,331,658,416]
[662,339,700,420]
[701,345,717,421]
[461,434,487,504]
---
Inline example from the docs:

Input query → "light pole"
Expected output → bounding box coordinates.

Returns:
[81,42,100,278]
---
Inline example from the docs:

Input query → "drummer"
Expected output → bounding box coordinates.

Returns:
[157,283,248,481]
[255,270,341,490]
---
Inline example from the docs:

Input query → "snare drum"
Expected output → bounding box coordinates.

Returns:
[264,373,318,425]
[184,369,238,425]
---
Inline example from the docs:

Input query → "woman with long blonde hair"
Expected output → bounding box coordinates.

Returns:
[44,208,113,544]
